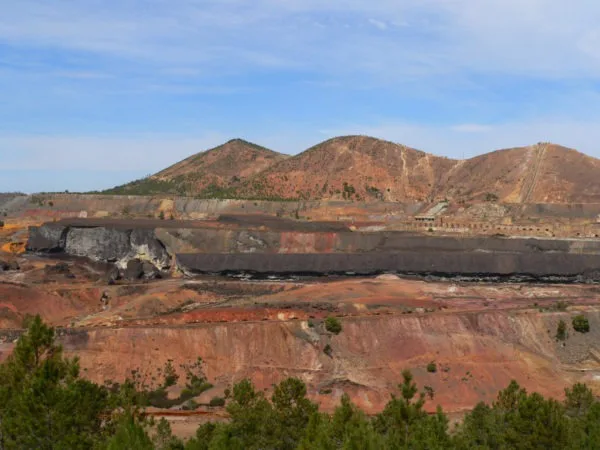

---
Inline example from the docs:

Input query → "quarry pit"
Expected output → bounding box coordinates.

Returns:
[3,197,600,430]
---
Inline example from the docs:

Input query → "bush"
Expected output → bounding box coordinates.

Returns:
[485,192,499,202]
[427,362,437,373]
[556,320,567,340]
[324,317,342,334]
[209,397,226,407]
[182,399,199,411]
[573,315,590,333]
[324,344,333,357]
[554,301,569,312]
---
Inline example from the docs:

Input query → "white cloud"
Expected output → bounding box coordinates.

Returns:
[2,0,600,80]
[368,19,388,30]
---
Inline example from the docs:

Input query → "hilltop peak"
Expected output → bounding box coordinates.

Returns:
[104,139,287,197]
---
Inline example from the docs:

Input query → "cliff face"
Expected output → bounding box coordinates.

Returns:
[38,310,597,413]
[28,224,170,271]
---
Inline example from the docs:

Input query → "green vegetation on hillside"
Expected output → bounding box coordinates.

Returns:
[324,316,342,334]
[103,177,187,196]
[573,314,590,333]
[5,317,600,449]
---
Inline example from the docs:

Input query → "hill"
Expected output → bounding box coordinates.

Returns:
[103,137,600,204]
[103,139,287,197]
[442,143,600,203]
[238,136,457,201]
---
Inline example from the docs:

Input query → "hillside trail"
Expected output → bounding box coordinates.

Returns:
[520,143,548,203]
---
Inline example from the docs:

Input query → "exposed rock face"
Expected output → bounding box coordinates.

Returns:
[27,224,68,252]
[124,259,144,280]
[65,227,131,263]
[141,261,160,280]
[28,223,170,271]
[130,229,170,269]
[27,220,600,281]
[106,265,121,284]
[49,310,600,414]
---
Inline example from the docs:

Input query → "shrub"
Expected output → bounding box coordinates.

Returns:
[556,320,567,340]
[209,397,226,407]
[427,362,437,373]
[554,301,569,311]
[424,385,435,400]
[324,317,342,334]
[485,192,499,202]
[324,344,333,357]
[159,211,165,220]
[182,399,199,411]
[573,315,590,333]
[162,360,178,388]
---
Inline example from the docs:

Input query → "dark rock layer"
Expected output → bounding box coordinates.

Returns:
[176,252,600,282]
[27,220,600,282]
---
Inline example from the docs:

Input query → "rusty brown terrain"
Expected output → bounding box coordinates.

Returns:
[238,135,456,202]
[4,182,600,437]
[105,136,600,204]
[104,139,288,197]
[2,212,600,427]
[3,247,600,414]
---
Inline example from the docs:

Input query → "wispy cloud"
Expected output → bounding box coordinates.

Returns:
[2,0,600,79]
[2,0,600,193]
[368,19,388,30]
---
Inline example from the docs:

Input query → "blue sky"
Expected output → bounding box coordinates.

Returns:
[2,0,600,193]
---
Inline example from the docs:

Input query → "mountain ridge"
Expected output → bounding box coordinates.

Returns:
[104,136,600,203]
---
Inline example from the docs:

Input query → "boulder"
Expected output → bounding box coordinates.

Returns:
[124,259,144,280]
[142,261,161,280]
[106,265,121,284]
[44,262,71,276]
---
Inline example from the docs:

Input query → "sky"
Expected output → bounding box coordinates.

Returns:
[1,0,600,193]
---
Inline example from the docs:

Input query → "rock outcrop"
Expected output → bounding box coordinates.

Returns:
[27,223,68,252]
[28,223,170,275]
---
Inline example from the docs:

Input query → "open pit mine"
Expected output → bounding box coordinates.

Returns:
[4,190,600,434]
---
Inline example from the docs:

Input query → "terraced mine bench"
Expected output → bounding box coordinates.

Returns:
[27,217,600,282]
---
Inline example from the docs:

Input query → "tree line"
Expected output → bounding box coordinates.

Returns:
[1,316,600,449]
